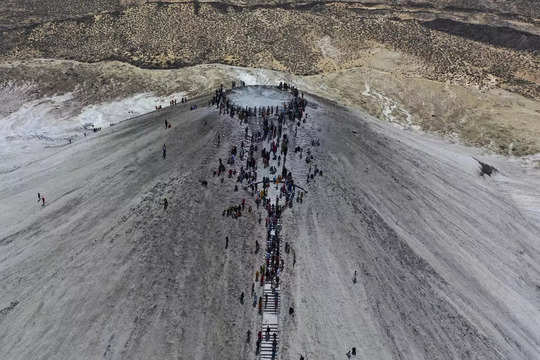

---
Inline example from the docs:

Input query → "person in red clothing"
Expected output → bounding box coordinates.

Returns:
[41,196,45,206]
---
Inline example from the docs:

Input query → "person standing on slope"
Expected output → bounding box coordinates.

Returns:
[256,337,261,355]
[162,144,166,159]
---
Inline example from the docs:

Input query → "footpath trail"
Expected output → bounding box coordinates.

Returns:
[211,84,314,359]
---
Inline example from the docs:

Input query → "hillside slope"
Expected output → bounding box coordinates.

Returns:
[0,96,261,359]
[1,87,539,359]
[277,92,540,359]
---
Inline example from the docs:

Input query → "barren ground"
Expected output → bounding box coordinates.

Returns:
[1,87,539,360]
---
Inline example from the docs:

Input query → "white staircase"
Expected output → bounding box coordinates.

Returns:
[257,219,282,360]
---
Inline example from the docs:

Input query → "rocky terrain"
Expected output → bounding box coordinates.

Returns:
[1,0,539,29]
[0,1,538,156]
[2,2,538,97]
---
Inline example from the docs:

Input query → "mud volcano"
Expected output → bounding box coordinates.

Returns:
[0,85,539,360]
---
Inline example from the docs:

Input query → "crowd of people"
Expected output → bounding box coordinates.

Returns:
[209,81,320,359]
[114,80,328,359]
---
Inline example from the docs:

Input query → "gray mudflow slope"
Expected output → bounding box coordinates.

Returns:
[279,97,540,360]
[0,97,261,360]
[1,90,539,360]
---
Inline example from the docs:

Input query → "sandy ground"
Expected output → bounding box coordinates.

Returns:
[1,86,539,359]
